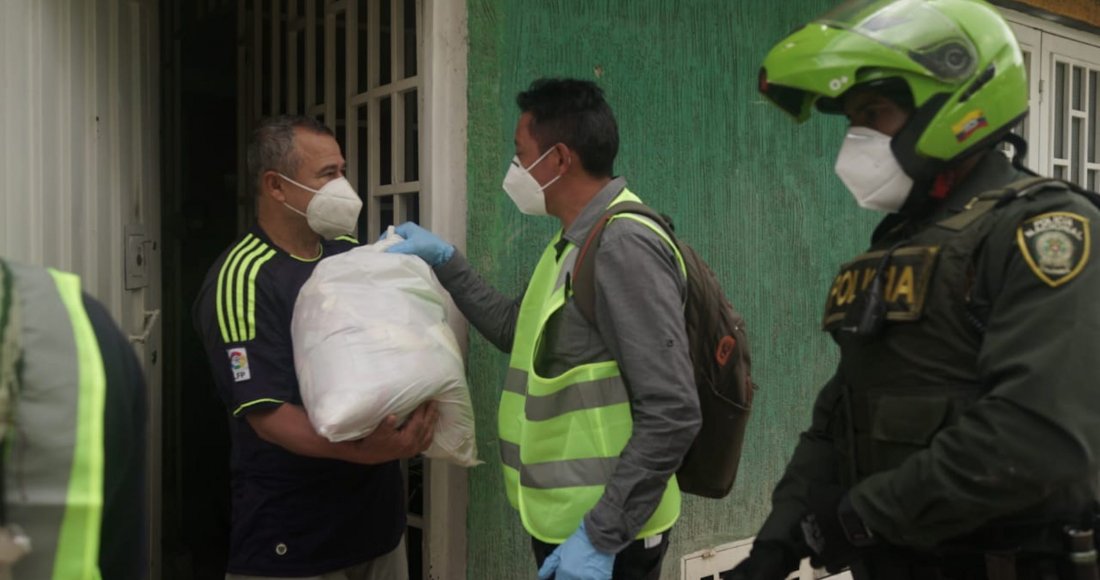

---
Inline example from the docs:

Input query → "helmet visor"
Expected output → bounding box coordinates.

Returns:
[818,0,978,82]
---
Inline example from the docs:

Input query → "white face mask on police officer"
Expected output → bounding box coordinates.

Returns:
[501,146,562,216]
[834,126,915,213]
[279,174,363,239]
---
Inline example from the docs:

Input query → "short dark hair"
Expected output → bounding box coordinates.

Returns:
[516,78,618,177]
[246,115,334,196]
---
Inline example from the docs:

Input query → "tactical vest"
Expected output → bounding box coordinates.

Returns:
[498,189,683,543]
[821,179,1095,520]
[1,261,107,579]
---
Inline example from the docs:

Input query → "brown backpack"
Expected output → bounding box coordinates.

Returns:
[571,201,755,499]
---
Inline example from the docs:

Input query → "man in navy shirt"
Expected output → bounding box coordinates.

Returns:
[194,115,438,579]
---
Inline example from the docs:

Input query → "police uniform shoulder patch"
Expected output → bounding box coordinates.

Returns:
[1016,211,1090,288]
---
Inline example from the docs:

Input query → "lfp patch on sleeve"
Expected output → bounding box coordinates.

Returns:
[227,347,251,382]
[1016,212,1091,287]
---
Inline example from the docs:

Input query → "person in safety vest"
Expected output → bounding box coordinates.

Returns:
[724,1,1100,579]
[386,78,701,580]
[0,258,147,579]
[193,115,438,580]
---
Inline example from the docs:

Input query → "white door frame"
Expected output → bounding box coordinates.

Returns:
[130,1,164,575]
[421,2,469,575]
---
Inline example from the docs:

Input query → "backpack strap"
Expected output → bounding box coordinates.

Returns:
[571,201,676,326]
[937,176,1063,232]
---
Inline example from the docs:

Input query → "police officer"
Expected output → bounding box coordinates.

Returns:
[0,258,147,579]
[727,1,1100,579]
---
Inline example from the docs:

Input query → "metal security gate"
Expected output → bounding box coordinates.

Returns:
[239,0,425,241]
[236,0,468,577]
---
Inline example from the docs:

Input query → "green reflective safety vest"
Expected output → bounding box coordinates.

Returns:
[499,189,685,543]
[1,261,106,580]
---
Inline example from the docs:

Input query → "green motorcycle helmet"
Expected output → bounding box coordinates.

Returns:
[759,0,1028,183]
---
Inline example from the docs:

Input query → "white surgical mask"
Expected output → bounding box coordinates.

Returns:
[501,147,562,216]
[834,127,915,213]
[279,174,363,239]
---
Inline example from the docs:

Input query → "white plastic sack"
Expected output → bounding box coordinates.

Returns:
[291,233,478,466]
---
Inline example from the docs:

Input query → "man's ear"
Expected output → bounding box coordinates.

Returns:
[553,142,574,175]
[262,171,287,203]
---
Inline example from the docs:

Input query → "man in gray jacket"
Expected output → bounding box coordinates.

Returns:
[387,77,700,580]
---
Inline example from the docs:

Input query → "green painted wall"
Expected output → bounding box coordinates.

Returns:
[465,1,880,577]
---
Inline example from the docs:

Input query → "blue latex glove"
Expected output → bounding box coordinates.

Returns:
[536,522,615,580]
[384,221,455,266]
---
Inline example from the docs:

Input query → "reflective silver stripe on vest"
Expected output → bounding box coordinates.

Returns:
[503,368,527,394]
[526,376,629,421]
[7,263,81,579]
[500,440,521,469]
[504,369,629,421]
[499,441,619,489]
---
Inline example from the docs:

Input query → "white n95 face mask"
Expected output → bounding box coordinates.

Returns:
[279,175,363,239]
[501,147,561,216]
[835,127,915,213]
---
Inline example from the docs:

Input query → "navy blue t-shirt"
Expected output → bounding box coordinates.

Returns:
[193,225,404,576]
